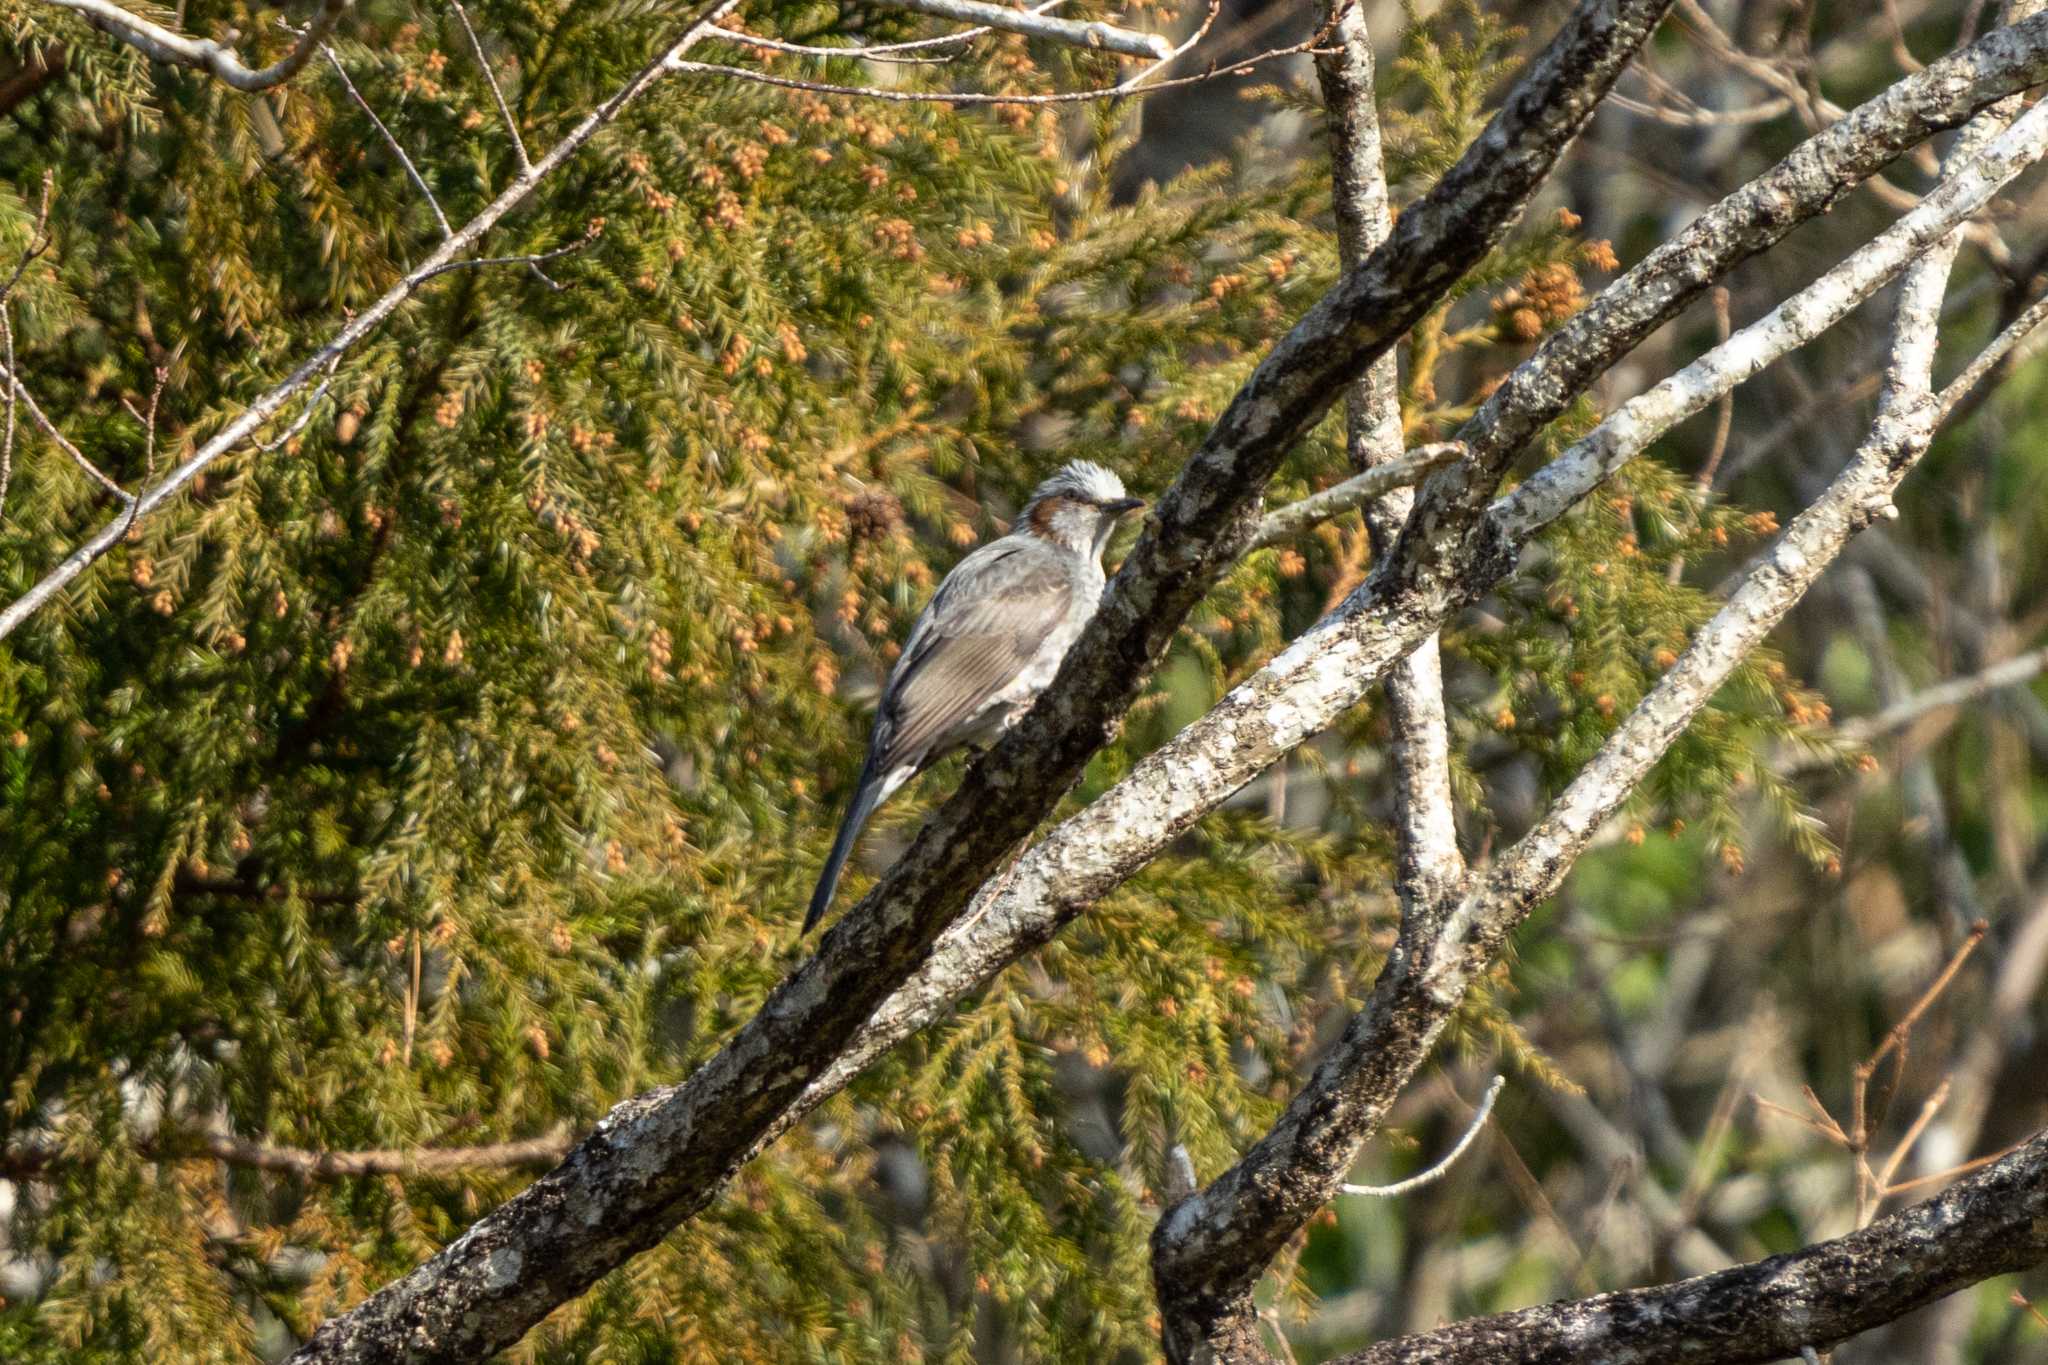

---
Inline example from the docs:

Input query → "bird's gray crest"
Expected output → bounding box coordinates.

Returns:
[1022,460,1127,514]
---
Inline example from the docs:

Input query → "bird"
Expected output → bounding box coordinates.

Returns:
[804,460,1146,933]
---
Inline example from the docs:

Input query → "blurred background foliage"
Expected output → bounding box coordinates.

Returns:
[0,0,2044,1359]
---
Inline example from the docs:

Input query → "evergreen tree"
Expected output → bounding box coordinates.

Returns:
[4,0,2039,1360]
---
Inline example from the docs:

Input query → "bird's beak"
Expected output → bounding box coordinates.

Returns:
[1107,497,1146,517]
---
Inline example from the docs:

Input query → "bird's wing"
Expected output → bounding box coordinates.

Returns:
[873,540,1072,771]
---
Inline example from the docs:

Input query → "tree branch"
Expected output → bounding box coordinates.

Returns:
[1338,1076,1503,1199]
[0,0,747,642]
[1833,640,2048,745]
[1150,88,2048,1364]
[42,0,351,92]
[0,1127,571,1181]
[1330,1126,2048,1364]
[1311,0,1466,921]
[1244,443,1463,552]
[281,6,1675,1359]
[862,0,1170,59]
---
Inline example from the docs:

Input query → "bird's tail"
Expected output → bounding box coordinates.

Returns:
[804,766,888,934]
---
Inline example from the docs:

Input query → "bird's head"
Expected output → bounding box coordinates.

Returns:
[1019,460,1145,559]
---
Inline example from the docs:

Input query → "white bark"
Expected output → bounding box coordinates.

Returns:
[42,0,351,92]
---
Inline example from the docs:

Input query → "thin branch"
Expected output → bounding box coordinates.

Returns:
[668,0,1291,109]
[43,0,351,92]
[321,43,452,240]
[1245,443,1464,552]
[0,170,52,519]
[1608,88,1794,127]
[0,310,14,518]
[0,0,748,643]
[862,0,1169,59]
[1340,1076,1503,1197]
[253,358,339,453]
[1935,280,2048,419]
[0,357,134,502]
[707,25,961,63]
[1885,0,1928,71]
[411,224,603,285]
[1,1125,571,1181]
[445,0,530,175]
[1492,96,2048,546]
[1859,921,1987,1081]
[114,362,168,541]
[716,0,1072,61]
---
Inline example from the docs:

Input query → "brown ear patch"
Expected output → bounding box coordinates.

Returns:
[1028,493,1079,538]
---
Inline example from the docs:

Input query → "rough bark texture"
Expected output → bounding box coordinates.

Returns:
[284,4,1676,1360]
[1329,1126,2048,1364]
[737,8,2048,1201]
[1148,76,2048,1365]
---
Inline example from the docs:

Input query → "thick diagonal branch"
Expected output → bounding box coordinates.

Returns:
[283,6,1674,1359]
[1151,88,2048,1364]
[1330,1126,2048,1364]
[733,5,2048,1206]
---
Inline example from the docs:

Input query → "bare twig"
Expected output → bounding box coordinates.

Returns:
[445,0,530,175]
[1340,1076,1504,1197]
[717,0,1071,62]
[666,0,1299,109]
[864,0,1169,59]
[1,1123,571,1181]
[708,25,959,63]
[1884,0,1927,71]
[253,358,340,453]
[115,362,168,541]
[0,357,134,503]
[1832,642,2048,745]
[321,43,452,240]
[1246,443,1464,551]
[411,223,602,285]
[1935,282,2048,420]
[1607,88,1795,127]
[44,0,351,92]
[0,171,54,518]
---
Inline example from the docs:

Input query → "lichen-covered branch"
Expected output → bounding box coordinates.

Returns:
[281,7,1674,1358]
[1149,87,2045,1365]
[1328,1126,2048,1364]
[42,0,351,92]
[1311,0,1466,917]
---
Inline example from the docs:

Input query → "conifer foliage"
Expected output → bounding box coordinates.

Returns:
[3,0,2045,1361]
